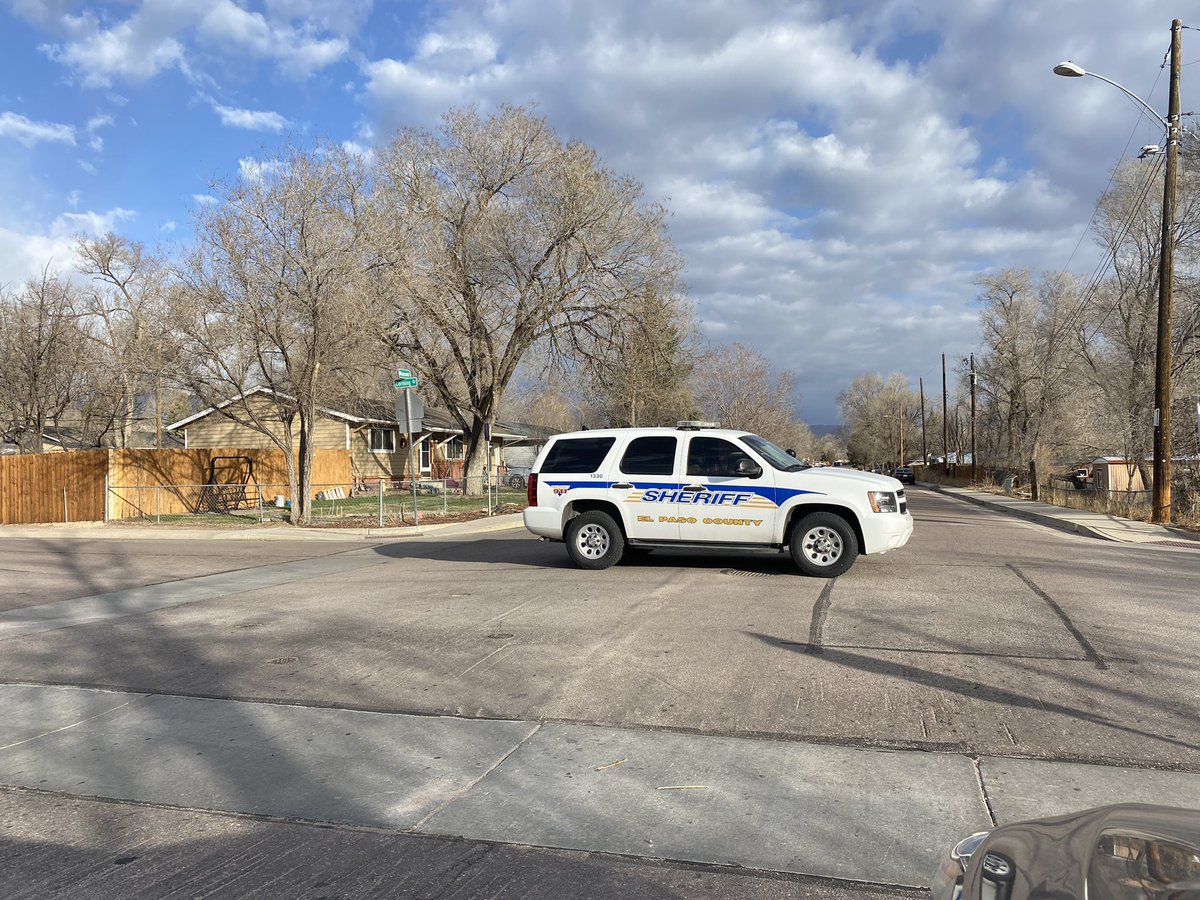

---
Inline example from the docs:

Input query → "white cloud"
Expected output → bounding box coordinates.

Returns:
[197,0,348,78]
[77,160,97,174]
[66,190,81,207]
[0,207,137,288]
[0,111,75,146]
[211,102,290,132]
[43,6,188,88]
[358,0,1153,422]
[85,113,114,131]
[160,220,177,232]
[89,135,104,151]
[238,156,286,182]
[191,193,218,205]
[340,140,375,162]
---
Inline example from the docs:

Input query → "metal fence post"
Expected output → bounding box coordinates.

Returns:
[378,480,384,528]
[103,474,109,522]
[258,490,264,524]
[63,487,69,524]
[156,485,161,524]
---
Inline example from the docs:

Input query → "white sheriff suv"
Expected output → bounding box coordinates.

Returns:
[522,422,913,577]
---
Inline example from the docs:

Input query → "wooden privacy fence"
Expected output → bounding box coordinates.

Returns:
[0,448,352,525]
[0,450,108,525]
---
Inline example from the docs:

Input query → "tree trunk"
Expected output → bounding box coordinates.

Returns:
[462,419,489,496]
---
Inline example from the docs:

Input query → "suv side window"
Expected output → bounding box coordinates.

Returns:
[540,437,616,473]
[687,437,754,478]
[619,436,677,475]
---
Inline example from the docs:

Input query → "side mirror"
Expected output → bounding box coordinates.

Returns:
[786,448,797,458]
[736,458,763,478]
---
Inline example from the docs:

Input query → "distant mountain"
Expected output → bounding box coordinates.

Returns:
[807,423,841,437]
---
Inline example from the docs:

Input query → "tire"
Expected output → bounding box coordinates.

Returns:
[789,512,858,577]
[565,510,625,570]
[507,474,526,489]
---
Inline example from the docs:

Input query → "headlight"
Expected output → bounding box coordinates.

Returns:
[868,491,898,513]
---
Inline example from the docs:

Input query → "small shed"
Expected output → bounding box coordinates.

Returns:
[1091,457,1148,492]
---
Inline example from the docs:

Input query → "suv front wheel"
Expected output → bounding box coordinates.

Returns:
[565,510,625,570]
[789,511,858,577]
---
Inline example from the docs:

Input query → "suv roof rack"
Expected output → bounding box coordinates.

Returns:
[676,420,719,430]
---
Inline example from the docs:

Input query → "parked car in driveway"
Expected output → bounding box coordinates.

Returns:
[892,466,916,485]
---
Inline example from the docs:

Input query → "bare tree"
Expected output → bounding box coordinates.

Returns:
[369,105,682,493]
[838,372,919,469]
[173,142,381,523]
[0,269,86,452]
[693,342,814,454]
[74,233,170,448]
[580,289,699,427]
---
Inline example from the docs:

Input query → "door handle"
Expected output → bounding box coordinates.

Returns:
[681,484,707,493]
[612,483,633,489]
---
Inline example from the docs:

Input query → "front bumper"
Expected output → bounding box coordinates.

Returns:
[862,512,913,554]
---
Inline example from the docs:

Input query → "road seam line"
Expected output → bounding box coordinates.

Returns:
[1007,564,1108,670]
[410,721,544,833]
[971,757,998,827]
[805,578,836,654]
[0,693,150,752]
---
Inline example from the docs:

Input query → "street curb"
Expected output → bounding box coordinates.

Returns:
[922,483,1114,542]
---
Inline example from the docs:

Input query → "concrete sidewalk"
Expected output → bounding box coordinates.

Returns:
[926,484,1200,545]
[0,512,526,541]
[3,683,1199,888]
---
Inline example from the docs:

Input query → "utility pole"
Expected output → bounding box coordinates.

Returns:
[969,353,977,482]
[941,353,949,474]
[919,378,928,464]
[1152,18,1181,524]
[899,398,905,467]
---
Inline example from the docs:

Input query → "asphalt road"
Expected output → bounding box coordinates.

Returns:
[1,487,1197,897]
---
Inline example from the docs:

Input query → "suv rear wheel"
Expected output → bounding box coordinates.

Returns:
[565,510,625,570]
[789,511,858,577]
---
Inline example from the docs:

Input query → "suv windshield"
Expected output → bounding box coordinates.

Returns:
[739,434,809,472]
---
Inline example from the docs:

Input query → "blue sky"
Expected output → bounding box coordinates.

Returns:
[0,0,1180,425]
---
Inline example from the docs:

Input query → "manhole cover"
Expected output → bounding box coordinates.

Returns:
[267,656,298,665]
[234,622,265,629]
[487,632,514,640]
[721,568,777,578]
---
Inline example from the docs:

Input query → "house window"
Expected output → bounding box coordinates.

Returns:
[444,436,464,460]
[369,428,395,452]
[419,438,431,471]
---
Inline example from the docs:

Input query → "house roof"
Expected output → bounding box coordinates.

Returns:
[166,386,527,441]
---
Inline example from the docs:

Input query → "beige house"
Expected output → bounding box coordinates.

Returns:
[166,387,526,485]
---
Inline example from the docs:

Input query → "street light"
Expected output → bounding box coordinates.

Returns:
[1053,18,1182,523]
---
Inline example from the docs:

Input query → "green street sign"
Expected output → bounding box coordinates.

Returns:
[394,377,419,389]
[396,367,414,379]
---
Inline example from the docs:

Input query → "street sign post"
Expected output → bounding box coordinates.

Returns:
[393,371,423,526]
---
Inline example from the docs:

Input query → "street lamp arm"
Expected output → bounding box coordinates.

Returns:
[1054,61,1169,128]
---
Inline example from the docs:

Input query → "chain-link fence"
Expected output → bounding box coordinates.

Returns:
[107,475,526,527]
